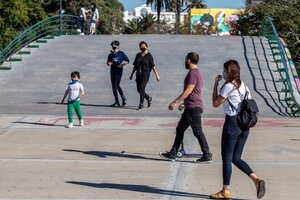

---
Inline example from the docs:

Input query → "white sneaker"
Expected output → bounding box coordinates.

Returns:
[76,29,81,33]
[79,120,84,127]
[79,33,84,36]
[66,123,73,128]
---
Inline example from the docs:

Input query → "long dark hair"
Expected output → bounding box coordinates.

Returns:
[223,59,241,88]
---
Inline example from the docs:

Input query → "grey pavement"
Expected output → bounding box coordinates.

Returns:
[0,35,299,199]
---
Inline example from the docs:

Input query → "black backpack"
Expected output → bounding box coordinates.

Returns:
[228,86,259,129]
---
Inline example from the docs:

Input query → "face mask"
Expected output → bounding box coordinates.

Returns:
[112,47,117,51]
[222,70,228,80]
[140,47,146,52]
[72,79,78,84]
[185,60,189,69]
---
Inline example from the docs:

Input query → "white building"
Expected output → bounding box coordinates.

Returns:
[123,4,188,28]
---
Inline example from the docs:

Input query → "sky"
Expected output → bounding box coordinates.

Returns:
[119,0,246,12]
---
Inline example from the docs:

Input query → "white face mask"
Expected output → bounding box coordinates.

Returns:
[222,70,228,80]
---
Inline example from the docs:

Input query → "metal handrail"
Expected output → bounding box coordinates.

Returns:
[260,17,300,115]
[0,15,78,65]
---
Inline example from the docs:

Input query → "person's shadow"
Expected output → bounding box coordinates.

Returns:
[66,181,210,199]
[63,149,200,163]
[37,102,137,110]
[63,149,166,162]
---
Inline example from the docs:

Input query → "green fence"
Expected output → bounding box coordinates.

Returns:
[0,15,78,66]
[260,17,300,116]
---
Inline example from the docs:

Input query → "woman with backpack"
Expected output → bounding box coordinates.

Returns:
[210,60,265,199]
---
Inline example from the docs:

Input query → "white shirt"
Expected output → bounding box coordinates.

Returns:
[66,82,84,101]
[220,81,251,116]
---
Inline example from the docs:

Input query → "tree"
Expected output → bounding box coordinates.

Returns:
[124,13,156,34]
[146,0,170,24]
[239,0,300,57]
[41,0,125,34]
[0,0,47,49]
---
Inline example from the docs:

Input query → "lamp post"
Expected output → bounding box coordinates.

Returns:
[59,0,62,34]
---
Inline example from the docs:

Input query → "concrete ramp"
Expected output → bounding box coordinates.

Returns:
[0,35,292,117]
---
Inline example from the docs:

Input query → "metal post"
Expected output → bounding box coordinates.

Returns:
[59,0,62,34]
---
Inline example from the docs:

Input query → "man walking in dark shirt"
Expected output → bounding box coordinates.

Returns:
[160,52,212,163]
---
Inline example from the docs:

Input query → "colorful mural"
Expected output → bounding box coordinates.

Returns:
[190,8,243,35]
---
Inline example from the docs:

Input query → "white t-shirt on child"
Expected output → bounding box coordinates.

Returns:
[66,82,84,101]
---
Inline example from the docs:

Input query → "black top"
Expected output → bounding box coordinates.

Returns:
[133,52,155,73]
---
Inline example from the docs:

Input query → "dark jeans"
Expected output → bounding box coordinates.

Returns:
[172,107,210,155]
[77,17,85,33]
[135,71,150,105]
[111,74,125,104]
[222,115,254,185]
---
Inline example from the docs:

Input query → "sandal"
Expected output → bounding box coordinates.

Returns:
[255,179,266,199]
[209,191,231,199]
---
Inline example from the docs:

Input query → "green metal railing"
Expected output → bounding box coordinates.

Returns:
[260,17,300,116]
[0,15,78,66]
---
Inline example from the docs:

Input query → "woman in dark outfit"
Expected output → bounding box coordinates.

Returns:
[130,41,160,109]
[107,40,129,107]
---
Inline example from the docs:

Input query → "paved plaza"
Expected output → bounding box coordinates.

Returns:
[0,35,299,199]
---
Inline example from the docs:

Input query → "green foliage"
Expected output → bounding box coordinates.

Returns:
[0,0,47,49]
[41,0,125,34]
[124,13,156,34]
[239,0,300,57]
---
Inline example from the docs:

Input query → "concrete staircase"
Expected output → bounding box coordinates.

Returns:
[0,35,295,117]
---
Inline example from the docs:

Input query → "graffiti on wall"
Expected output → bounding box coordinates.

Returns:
[190,8,243,35]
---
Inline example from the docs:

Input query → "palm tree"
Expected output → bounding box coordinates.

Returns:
[146,0,170,24]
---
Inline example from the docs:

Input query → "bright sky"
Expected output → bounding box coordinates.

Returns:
[119,0,246,12]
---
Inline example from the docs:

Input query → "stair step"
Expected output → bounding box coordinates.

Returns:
[27,45,39,48]
[280,88,289,93]
[276,79,286,83]
[51,33,61,37]
[8,57,22,62]
[44,36,55,39]
[0,66,11,70]
[36,40,47,43]
[18,51,31,55]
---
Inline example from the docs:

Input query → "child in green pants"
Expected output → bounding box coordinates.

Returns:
[61,71,85,128]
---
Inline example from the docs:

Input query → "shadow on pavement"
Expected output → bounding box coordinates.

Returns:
[37,102,138,110]
[66,181,210,199]
[13,121,66,127]
[63,149,167,162]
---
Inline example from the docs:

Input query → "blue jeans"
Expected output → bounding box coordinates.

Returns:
[222,115,254,185]
[172,107,210,155]
[77,17,85,33]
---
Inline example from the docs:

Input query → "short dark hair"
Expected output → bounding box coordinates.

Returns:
[139,41,148,47]
[71,71,80,79]
[186,52,199,64]
[111,40,120,46]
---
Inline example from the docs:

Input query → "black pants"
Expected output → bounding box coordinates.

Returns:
[135,71,150,105]
[172,107,210,155]
[111,74,125,104]
[222,115,254,185]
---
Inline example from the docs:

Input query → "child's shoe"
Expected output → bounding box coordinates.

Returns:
[66,123,73,128]
[209,190,231,199]
[79,119,84,127]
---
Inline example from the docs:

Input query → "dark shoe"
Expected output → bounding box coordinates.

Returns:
[147,97,152,108]
[122,98,127,106]
[159,150,177,161]
[255,179,266,199]
[110,102,120,107]
[194,153,212,163]
[137,104,144,110]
